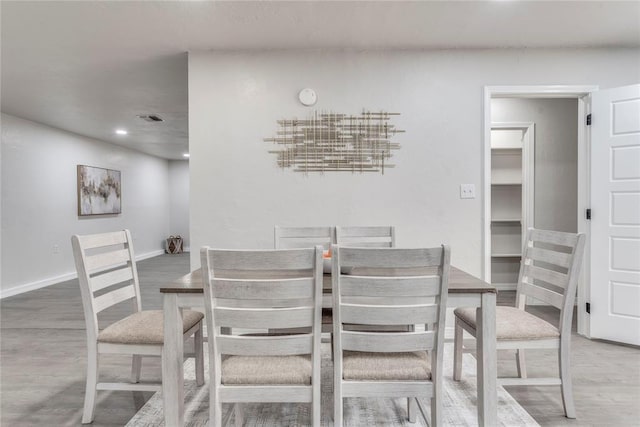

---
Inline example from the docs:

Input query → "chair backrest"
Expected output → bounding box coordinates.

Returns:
[200,246,324,385]
[332,244,450,381]
[274,226,335,249]
[516,228,586,336]
[335,226,395,248]
[71,230,142,341]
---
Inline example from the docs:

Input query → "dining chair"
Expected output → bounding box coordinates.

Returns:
[201,246,324,427]
[453,228,586,418]
[274,225,335,249]
[71,230,204,424]
[335,226,395,247]
[332,244,451,426]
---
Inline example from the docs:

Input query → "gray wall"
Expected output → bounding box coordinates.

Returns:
[188,48,639,277]
[1,114,171,296]
[492,98,579,233]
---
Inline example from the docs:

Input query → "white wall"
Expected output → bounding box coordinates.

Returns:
[492,98,579,233]
[188,48,640,276]
[168,159,190,250]
[1,114,171,297]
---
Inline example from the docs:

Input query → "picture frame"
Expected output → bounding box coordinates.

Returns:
[77,165,122,216]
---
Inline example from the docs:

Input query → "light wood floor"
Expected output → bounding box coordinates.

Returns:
[2,253,639,426]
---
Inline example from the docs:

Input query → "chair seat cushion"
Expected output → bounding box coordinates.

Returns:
[221,355,312,385]
[97,309,204,345]
[342,351,431,381]
[454,306,560,340]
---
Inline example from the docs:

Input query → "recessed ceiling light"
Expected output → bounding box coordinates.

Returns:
[115,129,128,135]
[183,153,190,158]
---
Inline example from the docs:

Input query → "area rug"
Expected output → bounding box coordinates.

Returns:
[126,344,539,426]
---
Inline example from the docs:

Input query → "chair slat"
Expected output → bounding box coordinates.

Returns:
[94,285,136,313]
[85,249,130,273]
[220,386,312,403]
[274,239,332,249]
[341,331,434,352]
[338,226,393,238]
[340,275,441,297]
[341,303,438,326]
[342,296,435,305]
[527,247,572,268]
[342,381,433,399]
[212,249,315,270]
[90,266,133,292]
[337,241,393,248]
[340,247,443,268]
[520,281,564,309]
[76,230,127,250]
[212,278,314,299]
[214,306,313,329]
[524,264,569,289]
[217,334,313,356]
[530,229,578,246]
[336,226,395,248]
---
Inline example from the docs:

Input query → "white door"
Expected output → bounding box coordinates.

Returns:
[590,84,640,345]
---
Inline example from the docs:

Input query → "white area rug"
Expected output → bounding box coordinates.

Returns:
[126,344,538,426]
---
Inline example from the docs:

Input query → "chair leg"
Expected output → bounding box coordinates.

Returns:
[334,395,343,426]
[82,345,99,424]
[516,349,527,378]
[431,395,441,427]
[195,326,204,386]
[211,386,222,427]
[407,397,418,423]
[131,354,142,383]
[453,319,464,381]
[234,403,244,426]
[559,340,576,418]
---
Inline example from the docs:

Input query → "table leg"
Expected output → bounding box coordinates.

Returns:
[162,293,184,426]
[476,292,497,427]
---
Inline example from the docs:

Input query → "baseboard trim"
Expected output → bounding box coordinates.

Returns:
[0,249,166,300]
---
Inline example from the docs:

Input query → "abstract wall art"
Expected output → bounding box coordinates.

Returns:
[77,165,122,216]
[264,110,404,175]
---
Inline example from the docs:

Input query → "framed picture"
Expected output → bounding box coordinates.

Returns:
[77,165,122,216]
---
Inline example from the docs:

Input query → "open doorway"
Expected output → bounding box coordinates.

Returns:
[483,85,597,337]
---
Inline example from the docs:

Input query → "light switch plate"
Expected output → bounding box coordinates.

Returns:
[460,184,476,199]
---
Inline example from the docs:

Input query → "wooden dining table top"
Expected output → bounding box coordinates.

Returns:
[160,266,496,295]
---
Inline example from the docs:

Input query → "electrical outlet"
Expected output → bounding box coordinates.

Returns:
[53,244,60,254]
[460,184,476,199]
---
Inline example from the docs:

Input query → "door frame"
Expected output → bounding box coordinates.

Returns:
[483,85,599,337]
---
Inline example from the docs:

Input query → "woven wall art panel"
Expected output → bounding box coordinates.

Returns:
[264,111,404,175]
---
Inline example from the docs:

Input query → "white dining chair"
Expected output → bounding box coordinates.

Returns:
[335,226,395,247]
[274,226,335,249]
[453,228,586,418]
[71,230,204,424]
[201,246,324,427]
[332,244,451,426]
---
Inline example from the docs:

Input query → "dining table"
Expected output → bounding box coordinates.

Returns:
[160,266,497,426]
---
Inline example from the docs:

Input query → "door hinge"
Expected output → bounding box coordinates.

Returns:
[586,114,592,126]
[586,302,591,314]
[586,208,592,220]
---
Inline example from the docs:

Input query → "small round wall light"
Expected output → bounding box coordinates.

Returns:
[298,88,317,106]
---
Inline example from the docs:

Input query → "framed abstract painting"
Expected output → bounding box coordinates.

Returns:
[77,165,122,216]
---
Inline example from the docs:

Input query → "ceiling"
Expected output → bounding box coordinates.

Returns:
[2,1,639,160]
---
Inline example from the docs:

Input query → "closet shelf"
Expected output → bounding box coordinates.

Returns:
[491,253,522,258]
[491,181,522,186]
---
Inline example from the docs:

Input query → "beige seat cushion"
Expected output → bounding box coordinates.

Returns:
[221,355,312,385]
[98,309,204,345]
[454,306,560,340]
[343,351,431,381]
